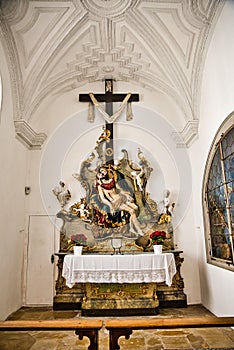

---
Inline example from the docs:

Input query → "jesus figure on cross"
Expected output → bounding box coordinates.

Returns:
[95,166,144,236]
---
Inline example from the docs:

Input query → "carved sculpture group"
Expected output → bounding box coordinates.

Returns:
[53,127,175,253]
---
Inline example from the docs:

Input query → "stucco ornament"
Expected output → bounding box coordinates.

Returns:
[52,181,71,211]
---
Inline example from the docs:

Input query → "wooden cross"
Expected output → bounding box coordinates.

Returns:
[79,79,139,164]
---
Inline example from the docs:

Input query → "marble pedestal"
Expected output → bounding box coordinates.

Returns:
[157,250,187,308]
[82,282,159,316]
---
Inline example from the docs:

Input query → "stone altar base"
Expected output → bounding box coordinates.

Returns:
[157,286,187,308]
[53,251,187,312]
[53,282,84,310]
[156,250,187,308]
[81,283,159,316]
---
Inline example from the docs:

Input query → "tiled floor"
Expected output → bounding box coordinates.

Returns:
[0,305,234,349]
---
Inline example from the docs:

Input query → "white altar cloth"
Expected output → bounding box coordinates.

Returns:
[62,253,176,288]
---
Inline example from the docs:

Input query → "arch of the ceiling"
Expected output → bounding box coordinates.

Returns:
[1,0,224,148]
[0,0,29,24]
[0,1,215,123]
[25,74,192,127]
[15,2,198,124]
[0,21,22,121]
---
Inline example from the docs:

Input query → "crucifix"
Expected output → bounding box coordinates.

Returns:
[79,79,139,164]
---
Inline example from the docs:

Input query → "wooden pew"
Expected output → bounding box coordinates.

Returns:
[0,319,103,350]
[105,316,234,350]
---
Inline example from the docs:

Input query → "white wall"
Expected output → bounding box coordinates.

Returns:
[27,75,200,306]
[0,42,28,320]
[190,0,234,316]
[7,2,234,313]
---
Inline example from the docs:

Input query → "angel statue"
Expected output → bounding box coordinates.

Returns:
[157,189,175,224]
[52,181,71,211]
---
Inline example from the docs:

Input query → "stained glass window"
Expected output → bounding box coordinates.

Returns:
[204,125,234,270]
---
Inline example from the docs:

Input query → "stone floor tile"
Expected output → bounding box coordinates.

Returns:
[119,334,146,349]
[187,333,209,348]
[29,339,58,350]
[145,334,163,348]
[193,328,234,348]
[98,327,110,350]
[0,332,36,350]
[52,311,78,319]
[223,328,234,342]
[205,335,234,348]
[161,335,192,349]
[6,309,26,320]
[19,312,46,320]
[157,330,188,336]
[30,331,70,340]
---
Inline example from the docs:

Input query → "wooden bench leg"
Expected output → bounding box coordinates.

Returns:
[75,329,99,350]
[109,329,132,350]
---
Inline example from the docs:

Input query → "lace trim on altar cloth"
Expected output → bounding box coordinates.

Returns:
[63,268,175,288]
[72,269,166,284]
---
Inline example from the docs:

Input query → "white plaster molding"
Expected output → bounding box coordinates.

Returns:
[81,0,137,19]
[13,5,71,69]
[0,0,224,126]
[0,13,23,121]
[14,120,47,150]
[172,120,199,148]
[0,0,29,24]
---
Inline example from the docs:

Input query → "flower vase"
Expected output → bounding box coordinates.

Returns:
[153,245,162,254]
[74,246,83,255]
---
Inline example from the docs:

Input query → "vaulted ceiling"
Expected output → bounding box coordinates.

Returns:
[0,0,224,148]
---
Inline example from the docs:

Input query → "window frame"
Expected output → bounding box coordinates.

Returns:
[202,113,234,271]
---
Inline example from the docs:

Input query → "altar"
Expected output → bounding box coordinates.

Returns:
[62,253,176,316]
[52,90,188,314]
[63,253,176,287]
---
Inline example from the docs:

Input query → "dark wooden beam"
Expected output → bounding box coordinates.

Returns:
[79,94,139,103]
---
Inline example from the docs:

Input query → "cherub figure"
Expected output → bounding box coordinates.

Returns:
[71,198,91,222]
[131,170,144,191]
[162,189,170,214]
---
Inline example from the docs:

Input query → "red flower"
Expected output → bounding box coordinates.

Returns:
[70,233,87,245]
[150,231,166,245]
